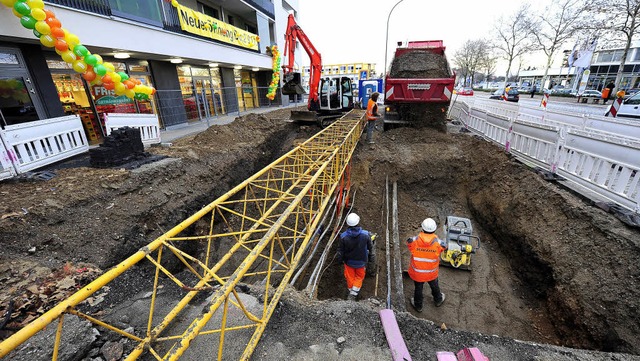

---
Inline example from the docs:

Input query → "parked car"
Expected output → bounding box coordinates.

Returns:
[623,88,640,99]
[517,86,531,93]
[616,91,640,119]
[458,87,474,96]
[489,88,519,102]
[579,90,602,98]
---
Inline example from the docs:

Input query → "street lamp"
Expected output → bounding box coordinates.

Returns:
[384,0,406,77]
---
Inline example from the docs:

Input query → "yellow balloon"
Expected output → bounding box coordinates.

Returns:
[26,0,44,9]
[114,82,126,94]
[0,0,17,8]
[65,32,80,47]
[93,54,103,65]
[72,60,87,73]
[60,50,76,63]
[34,21,50,35]
[40,34,56,47]
[30,8,46,21]
[171,0,178,6]
[125,89,135,99]
[104,62,115,73]
[111,73,121,83]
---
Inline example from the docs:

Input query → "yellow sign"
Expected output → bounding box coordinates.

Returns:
[174,3,260,51]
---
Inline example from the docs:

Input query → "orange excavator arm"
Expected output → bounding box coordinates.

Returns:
[282,13,321,111]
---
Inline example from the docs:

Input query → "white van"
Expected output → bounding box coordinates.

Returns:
[617,92,640,119]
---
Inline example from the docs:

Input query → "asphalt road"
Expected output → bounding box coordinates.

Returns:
[468,91,610,116]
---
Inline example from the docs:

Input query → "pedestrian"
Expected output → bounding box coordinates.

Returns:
[531,84,537,98]
[337,213,375,301]
[603,81,615,104]
[365,92,381,144]
[407,218,447,312]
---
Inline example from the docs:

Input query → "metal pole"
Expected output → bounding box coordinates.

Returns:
[384,0,406,77]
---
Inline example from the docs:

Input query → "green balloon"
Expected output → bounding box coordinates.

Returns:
[73,45,89,57]
[84,54,98,66]
[33,29,41,38]
[94,64,107,76]
[118,72,129,81]
[14,2,31,16]
[20,16,37,29]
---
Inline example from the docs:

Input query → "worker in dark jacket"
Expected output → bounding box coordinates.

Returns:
[337,213,375,301]
[407,218,447,312]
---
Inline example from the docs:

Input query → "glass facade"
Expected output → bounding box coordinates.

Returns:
[108,0,162,26]
[0,77,39,127]
[234,69,259,111]
[178,65,224,121]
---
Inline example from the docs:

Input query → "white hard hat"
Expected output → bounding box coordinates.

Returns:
[421,218,437,233]
[346,213,360,227]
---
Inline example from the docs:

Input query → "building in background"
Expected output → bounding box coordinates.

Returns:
[300,62,376,94]
[0,0,301,142]
[518,40,640,92]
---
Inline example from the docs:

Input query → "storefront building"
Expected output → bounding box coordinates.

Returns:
[301,62,377,94]
[0,0,300,142]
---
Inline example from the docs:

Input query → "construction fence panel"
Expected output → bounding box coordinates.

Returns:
[556,130,640,212]
[468,106,487,133]
[0,132,17,180]
[509,120,561,171]
[104,113,162,145]
[483,112,511,147]
[0,115,88,174]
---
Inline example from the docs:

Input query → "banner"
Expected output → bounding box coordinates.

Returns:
[175,4,259,51]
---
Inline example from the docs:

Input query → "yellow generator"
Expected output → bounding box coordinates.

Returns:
[440,216,480,270]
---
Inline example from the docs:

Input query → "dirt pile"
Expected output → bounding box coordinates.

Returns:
[389,50,450,79]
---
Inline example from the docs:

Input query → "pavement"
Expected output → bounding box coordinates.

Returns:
[159,103,302,144]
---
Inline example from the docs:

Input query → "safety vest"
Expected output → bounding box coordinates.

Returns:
[407,232,445,282]
[366,99,378,121]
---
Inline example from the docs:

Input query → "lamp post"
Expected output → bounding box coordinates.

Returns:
[384,0,406,77]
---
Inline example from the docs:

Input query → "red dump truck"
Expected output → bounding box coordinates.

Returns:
[383,40,456,130]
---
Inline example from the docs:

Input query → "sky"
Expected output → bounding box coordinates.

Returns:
[297,0,553,77]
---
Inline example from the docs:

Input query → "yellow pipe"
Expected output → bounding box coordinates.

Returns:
[52,314,64,361]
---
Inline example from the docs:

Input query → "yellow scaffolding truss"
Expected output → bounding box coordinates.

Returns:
[0,110,366,360]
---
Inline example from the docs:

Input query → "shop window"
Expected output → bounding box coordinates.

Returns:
[234,69,258,111]
[228,15,235,26]
[0,53,19,65]
[108,0,162,26]
[177,66,198,121]
[246,24,257,34]
[191,67,210,77]
[128,62,149,73]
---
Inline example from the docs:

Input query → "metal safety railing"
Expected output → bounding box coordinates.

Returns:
[0,109,366,360]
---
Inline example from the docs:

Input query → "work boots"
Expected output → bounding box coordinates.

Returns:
[347,293,358,301]
[435,293,446,307]
[409,297,422,313]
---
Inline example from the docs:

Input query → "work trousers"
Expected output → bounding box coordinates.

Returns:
[344,264,366,296]
[365,120,376,142]
[413,278,443,308]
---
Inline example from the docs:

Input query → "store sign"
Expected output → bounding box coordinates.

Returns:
[92,86,133,105]
[175,4,259,51]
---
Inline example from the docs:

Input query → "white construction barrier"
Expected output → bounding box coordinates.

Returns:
[0,115,88,174]
[450,99,640,213]
[104,113,161,145]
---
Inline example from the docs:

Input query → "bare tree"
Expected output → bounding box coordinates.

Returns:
[494,5,534,87]
[480,52,498,87]
[452,39,491,86]
[531,0,590,89]
[590,0,640,89]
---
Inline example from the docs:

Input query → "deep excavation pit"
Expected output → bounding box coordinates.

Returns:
[1,109,639,360]
[311,124,640,355]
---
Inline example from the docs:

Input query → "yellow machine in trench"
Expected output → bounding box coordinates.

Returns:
[440,216,481,270]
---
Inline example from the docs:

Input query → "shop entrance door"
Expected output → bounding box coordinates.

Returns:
[193,77,216,119]
[0,47,46,128]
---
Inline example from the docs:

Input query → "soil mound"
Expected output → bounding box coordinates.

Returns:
[389,50,450,78]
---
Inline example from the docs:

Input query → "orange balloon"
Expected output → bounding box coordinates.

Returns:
[46,17,61,29]
[123,80,135,89]
[102,74,112,83]
[43,9,55,19]
[103,82,115,90]
[83,70,96,82]
[54,39,68,52]
[50,27,65,38]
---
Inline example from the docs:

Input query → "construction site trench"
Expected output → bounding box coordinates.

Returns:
[1,107,639,360]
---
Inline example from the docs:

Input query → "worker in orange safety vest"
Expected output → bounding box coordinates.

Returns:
[337,213,375,301]
[365,92,381,144]
[407,218,447,312]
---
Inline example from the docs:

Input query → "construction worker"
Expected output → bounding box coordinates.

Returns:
[407,218,447,312]
[337,213,375,301]
[365,92,381,144]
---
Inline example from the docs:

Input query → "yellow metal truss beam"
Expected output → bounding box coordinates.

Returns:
[0,110,365,360]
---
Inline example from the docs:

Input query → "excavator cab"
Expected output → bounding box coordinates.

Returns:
[282,72,305,95]
[319,77,353,111]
